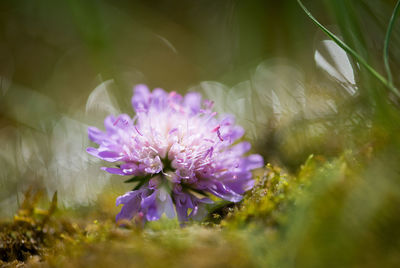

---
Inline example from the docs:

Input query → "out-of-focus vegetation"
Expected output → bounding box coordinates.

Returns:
[2,149,399,267]
[2,0,400,267]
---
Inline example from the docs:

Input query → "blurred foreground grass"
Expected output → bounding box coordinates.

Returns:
[2,143,400,267]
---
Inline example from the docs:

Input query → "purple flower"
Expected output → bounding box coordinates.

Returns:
[87,84,264,223]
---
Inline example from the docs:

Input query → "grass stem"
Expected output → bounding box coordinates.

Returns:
[384,0,400,88]
[297,0,400,98]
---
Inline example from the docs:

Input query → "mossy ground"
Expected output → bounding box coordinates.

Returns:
[1,150,400,267]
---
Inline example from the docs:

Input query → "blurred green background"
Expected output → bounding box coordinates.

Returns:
[1,0,399,209]
[1,0,400,266]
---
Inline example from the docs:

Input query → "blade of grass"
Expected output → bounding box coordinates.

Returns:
[323,0,369,67]
[384,0,400,88]
[297,0,400,98]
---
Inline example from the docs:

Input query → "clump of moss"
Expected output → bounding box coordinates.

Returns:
[0,189,78,265]
[44,222,255,268]
[221,156,316,230]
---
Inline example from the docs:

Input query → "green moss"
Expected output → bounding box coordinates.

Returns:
[2,150,400,267]
[222,156,316,230]
[0,190,77,265]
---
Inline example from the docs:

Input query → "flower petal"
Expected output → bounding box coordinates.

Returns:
[184,92,202,114]
[116,190,143,222]
[241,154,264,170]
[157,188,176,219]
[207,180,243,202]
[101,167,126,175]
[88,127,107,144]
[132,84,151,112]
[151,88,168,110]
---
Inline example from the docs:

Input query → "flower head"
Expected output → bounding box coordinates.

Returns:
[87,84,263,223]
